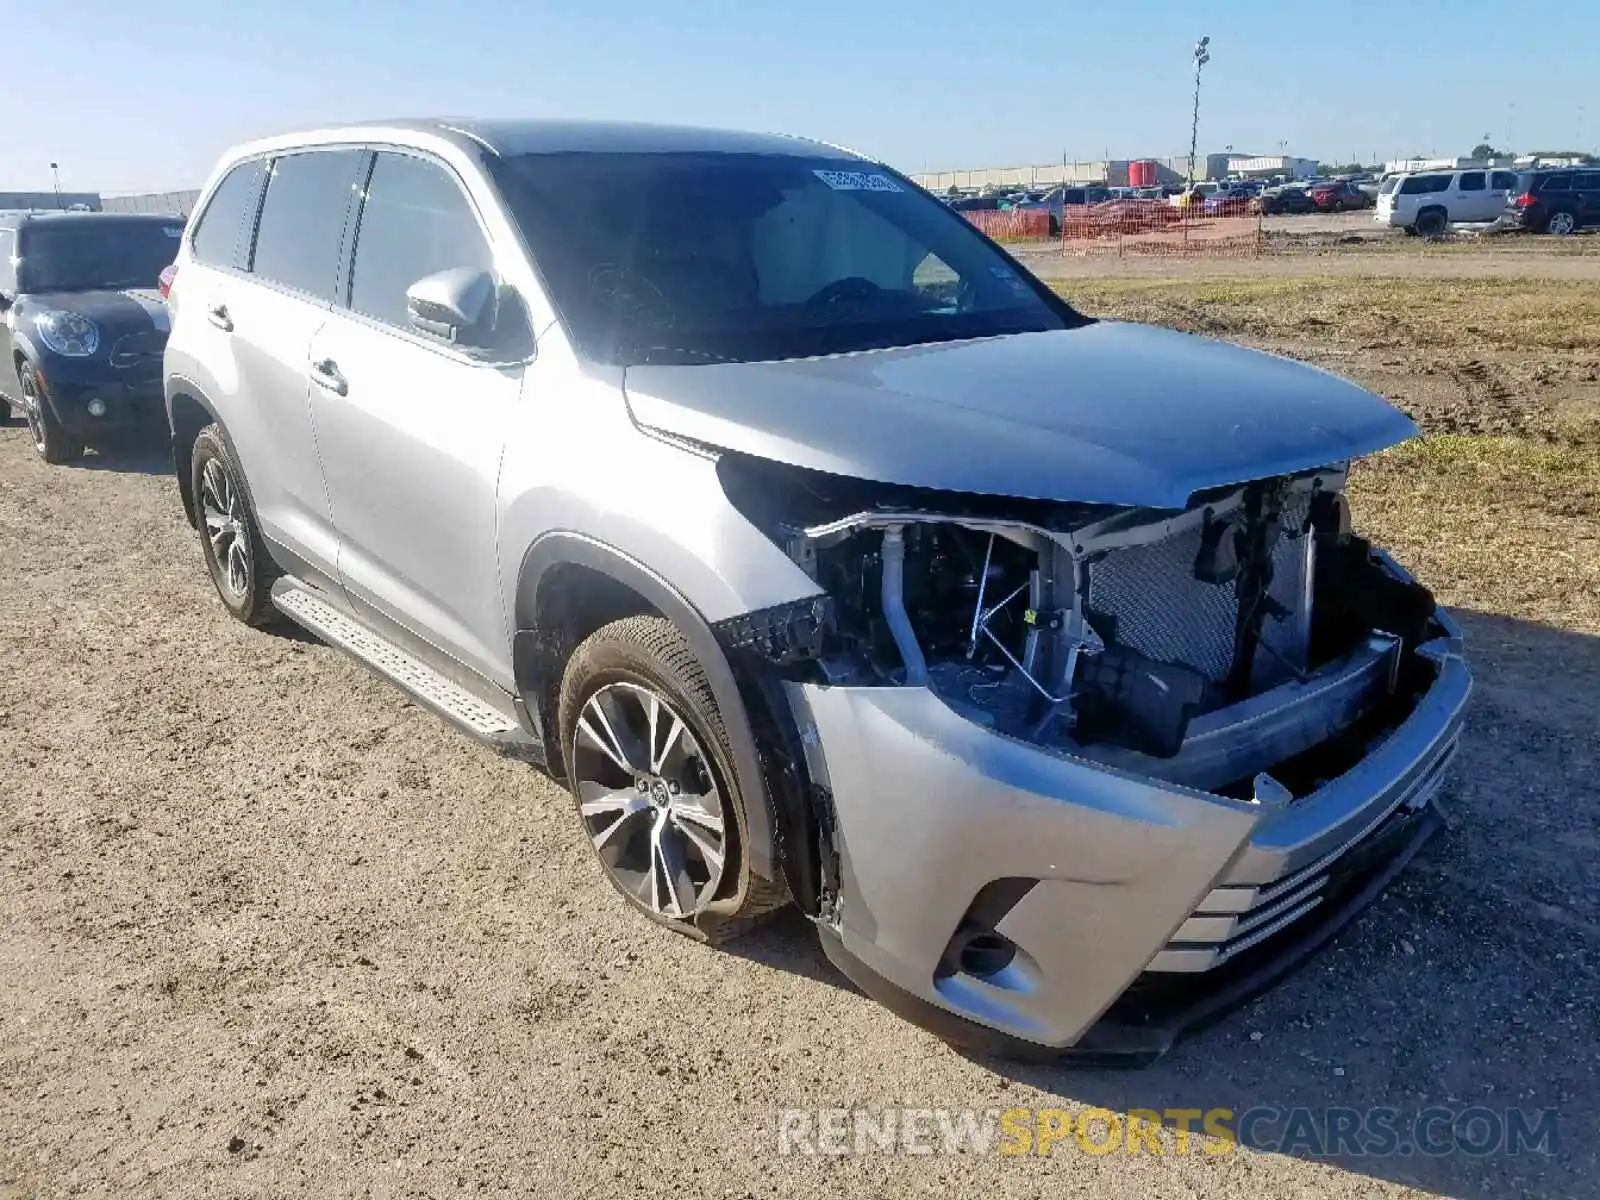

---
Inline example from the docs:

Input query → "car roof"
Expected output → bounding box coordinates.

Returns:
[0,210,183,231]
[225,117,862,164]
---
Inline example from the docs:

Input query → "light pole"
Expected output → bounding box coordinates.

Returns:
[1187,36,1211,188]
[49,162,63,209]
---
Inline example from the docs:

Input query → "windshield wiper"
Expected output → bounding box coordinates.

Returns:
[624,345,741,366]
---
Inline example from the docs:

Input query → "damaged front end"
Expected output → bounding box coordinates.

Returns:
[715,453,1468,1063]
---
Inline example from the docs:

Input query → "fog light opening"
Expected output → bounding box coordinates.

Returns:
[86,398,108,418]
[957,931,1017,980]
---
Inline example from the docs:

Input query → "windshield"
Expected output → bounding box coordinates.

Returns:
[486,151,1078,365]
[17,220,184,293]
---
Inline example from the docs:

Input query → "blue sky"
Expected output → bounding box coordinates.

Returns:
[6,0,1596,193]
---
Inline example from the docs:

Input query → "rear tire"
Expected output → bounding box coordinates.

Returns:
[558,616,788,943]
[190,423,280,626]
[1544,209,1577,236]
[18,362,82,465]
[1414,209,1448,238]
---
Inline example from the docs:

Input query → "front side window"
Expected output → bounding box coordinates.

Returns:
[250,149,365,300]
[1458,172,1485,191]
[348,152,494,330]
[487,151,1076,365]
[15,219,184,293]
[191,160,266,269]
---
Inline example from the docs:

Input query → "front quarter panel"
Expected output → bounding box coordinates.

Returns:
[497,348,823,630]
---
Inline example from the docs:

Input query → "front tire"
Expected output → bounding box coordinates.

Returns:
[558,616,787,942]
[18,362,82,465]
[190,423,279,626]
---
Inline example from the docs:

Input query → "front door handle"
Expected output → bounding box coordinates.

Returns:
[309,357,348,396]
[206,303,233,332]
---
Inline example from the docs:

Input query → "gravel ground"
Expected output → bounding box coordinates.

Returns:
[1,278,1596,1197]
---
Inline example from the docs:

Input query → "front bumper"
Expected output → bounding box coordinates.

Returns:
[787,630,1469,1065]
[33,360,165,439]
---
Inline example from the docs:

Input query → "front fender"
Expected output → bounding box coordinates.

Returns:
[511,532,788,890]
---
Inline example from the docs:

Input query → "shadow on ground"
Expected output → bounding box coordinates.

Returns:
[737,607,1599,1199]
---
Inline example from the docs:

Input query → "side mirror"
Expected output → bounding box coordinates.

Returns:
[405,268,496,346]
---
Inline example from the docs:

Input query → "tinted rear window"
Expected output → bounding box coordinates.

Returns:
[190,159,266,270]
[250,149,365,300]
[1379,177,1399,195]
[1399,175,1450,195]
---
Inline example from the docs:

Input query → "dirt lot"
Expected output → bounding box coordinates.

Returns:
[2,243,1597,1199]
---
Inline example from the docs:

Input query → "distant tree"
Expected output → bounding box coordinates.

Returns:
[1471,142,1500,160]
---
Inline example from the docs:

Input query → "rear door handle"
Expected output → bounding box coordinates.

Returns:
[206,303,233,332]
[309,357,348,396]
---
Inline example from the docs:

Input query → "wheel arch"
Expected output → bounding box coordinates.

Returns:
[512,532,783,887]
[164,377,227,528]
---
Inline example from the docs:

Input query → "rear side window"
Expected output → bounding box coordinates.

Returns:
[1492,171,1517,190]
[190,160,266,269]
[1399,175,1450,195]
[347,151,493,331]
[1540,175,1571,193]
[250,149,365,300]
[1458,172,1485,191]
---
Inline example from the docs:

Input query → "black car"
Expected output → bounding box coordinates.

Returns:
[0,212,183,463]
[1261,186,1316,215]
[1502,168,1600,235]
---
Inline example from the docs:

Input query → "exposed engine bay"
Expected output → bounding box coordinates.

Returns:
[718,453,1443,803]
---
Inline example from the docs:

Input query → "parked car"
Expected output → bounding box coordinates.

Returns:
[1501,168,1600,235]
[0,211,183,463]
[1374,168,1518,235]
[163,118,1468,1064]
[1203,184,1260,216]
[1260,186,1317,215]
[1309,181,1370,211]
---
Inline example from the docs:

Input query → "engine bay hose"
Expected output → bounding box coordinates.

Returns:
[880,525,929,685]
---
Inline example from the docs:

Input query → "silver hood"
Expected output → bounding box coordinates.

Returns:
[623,322,1417,509]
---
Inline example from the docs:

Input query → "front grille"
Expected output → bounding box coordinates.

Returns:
[110,329,166,370]
[1085,494,1311,683]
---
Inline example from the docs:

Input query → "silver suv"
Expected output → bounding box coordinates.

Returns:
[163,119,1470,1064]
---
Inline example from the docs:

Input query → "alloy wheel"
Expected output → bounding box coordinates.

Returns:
[199,457,252,601]
[571,681,728,919]
[20,371,47,457]
[1548,211,1576,236]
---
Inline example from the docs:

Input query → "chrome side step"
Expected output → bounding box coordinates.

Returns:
[272,580,537,754]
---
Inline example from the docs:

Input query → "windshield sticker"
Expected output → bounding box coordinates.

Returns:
[163,227,183,238]
[813,169,903,193]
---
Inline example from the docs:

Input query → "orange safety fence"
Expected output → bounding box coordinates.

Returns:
[960,208,1053,243]
[1061,198,1263,258]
